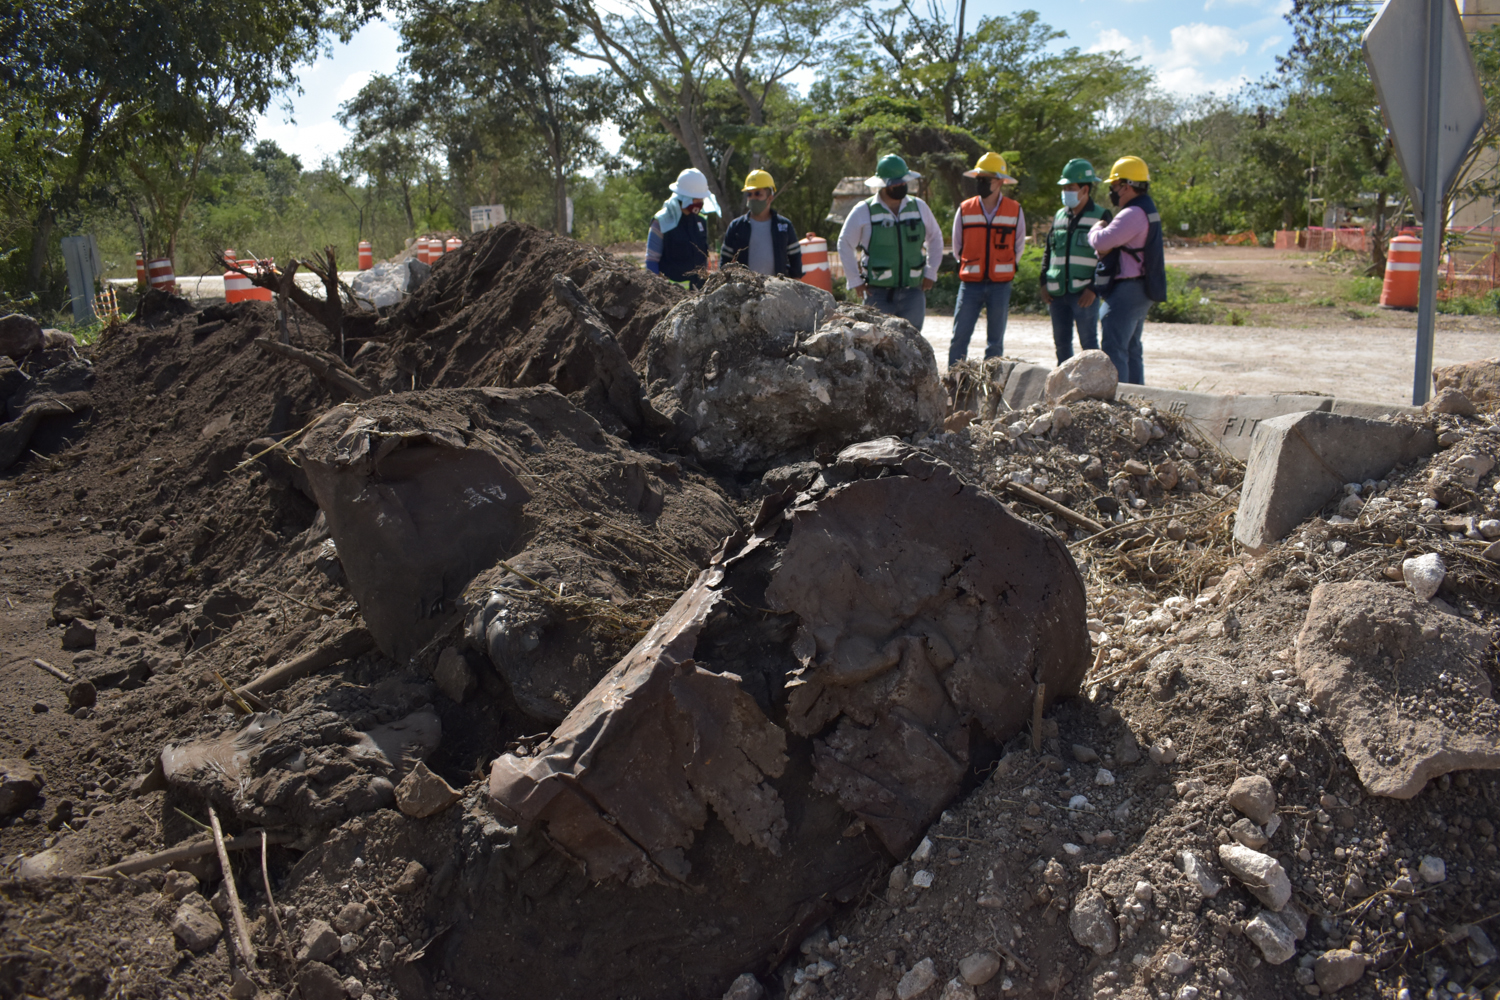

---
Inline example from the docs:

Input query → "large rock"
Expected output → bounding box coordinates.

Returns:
[0,313,44,359]
[161,708,439,829]
[298,387,737,717]
[642,275,946,472]
[445,441,1089,1000]
[1432,356,1500,410]
[0,759,44,816]
[1233,411,1437,552]
[1296,581,1499,798]
[1044,350,1117,405]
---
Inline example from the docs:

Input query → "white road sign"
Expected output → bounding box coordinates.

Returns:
[1363,0,1486,218]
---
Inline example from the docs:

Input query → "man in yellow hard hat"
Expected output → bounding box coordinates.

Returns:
[720,169,803,278]
[948,152,1024,366]
[1088,155,1166,385]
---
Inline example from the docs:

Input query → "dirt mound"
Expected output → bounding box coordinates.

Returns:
[354,223,683,415]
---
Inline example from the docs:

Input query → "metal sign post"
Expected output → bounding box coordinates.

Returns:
[1413,0,1444,406]
[1363,0,1487,405]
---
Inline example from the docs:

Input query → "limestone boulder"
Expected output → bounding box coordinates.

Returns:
[1433,356,1500,410]
[1296,581,1499,797]
[642,275,946,472]
[1044,349,1117,405]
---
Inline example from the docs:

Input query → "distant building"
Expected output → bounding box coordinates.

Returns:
[826,176,929,228]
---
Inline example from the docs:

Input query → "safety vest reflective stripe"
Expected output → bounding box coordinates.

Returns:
[993,214,1018,225]
[1147,213,1162,223]
[961,215,988,225]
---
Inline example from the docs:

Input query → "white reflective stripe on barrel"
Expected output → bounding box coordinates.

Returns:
[802,261,830,271]
[1387,261,1421,271]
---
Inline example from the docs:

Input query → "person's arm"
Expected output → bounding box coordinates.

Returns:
[921,199,944,282]
[1087,205,1147,254]
[1038,212,1053,282]
[719,217,742,270]
[951,207,963,268]
[837,203,868,292]
[646,218,664,274]
[782,219,803,278]
[1015,205,1026,259]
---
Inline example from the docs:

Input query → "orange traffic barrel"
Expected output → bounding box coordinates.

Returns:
[134,252,148,286]
[358,241,373,270]
[224,266,250,303]
[431,237,445,260]
[418,237,431,264]
[1380,234,1421,309]
[445,237,461,254]
[799,233,833,292]
[147,258,176,293]
[239,258,273,302]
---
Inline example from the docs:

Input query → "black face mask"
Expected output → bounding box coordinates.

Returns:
[976,177,994,197]
[1109,187,1122,207]
[886,184,909,201]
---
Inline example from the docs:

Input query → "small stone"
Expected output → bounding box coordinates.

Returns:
[1163,952,1192,975]
[1177,850,1221,898]
[1165,519,1188,541]
[1344,872,1366,897]
[1313,949,1366,993]
[897,957,939,999]
[1226,774,1276,825]
[229,967,257,999]
[1155,461,1179,491]
[297,961,346,1000]
[162,870,199,900]
[1133,880,1153,903]
[1402,553,1446,601]
[66,680,96,712]
[1069,891,1118,955]
[298,919,341,963]
[912,869,934,889]
[1479,519,1500,540]
[1052,405,1074,429]
[433,647,476,704]
[1176,987,1200,1000]
[1417,855,1446,883]
[1246,910,1297,964]
[1131,418,1152,447]
[938,978,976,1000]
[0,759,45,816]
[888,866,909,891]
[958,950,1001,986]
[1148,739,1177,765]
[171,896,223,952]
[1218,844,1292,910]
[342,976,365,999]
[394,760,461,819]
[392,860,428,894]
[1426,387,1478,416]
[339,932,360,954]
[911,836,934,862]
[1071,744,1099,764]
[1123,458,1150,476]
[332,901,372,934]
[1229,817,1268,849]
[1094,768,1115,787]
[62,619,96,650]
[722,972,766,1000]
[1337,493,1364,518]
[1468,925,1498,966]
[1027,415,1053,436]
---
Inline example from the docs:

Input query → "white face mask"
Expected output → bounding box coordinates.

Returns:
[1062,190,1081,209]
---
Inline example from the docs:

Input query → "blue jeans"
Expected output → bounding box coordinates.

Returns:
[866,285,927,331]
[1101,278,1150,385]
[948,280,1013,365]
[1048,290,1101,363]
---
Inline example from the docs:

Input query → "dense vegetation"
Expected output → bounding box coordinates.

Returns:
[6,0,1500,318]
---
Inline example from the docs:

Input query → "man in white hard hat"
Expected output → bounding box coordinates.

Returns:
[646,168,720,289]
[837,153,944,331]
[720,169,803,277]
[948,151,1025,366]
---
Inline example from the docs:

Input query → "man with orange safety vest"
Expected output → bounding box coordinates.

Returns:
[837,153,945,331]
[947,152,1025,367]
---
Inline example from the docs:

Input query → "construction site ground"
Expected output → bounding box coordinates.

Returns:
[2,225,1498,1000]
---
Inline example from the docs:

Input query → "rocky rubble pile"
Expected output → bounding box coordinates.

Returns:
[1,227,1497,1000]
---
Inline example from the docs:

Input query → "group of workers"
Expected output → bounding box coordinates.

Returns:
[643,150,1165,386]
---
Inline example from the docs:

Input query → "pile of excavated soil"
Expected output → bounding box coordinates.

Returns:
[353,223,684,405]
[2,226,1498,1000]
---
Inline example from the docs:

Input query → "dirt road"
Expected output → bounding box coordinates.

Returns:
[929,246,1500,405]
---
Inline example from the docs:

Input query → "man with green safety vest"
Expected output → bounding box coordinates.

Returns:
[837,153,945,331]
[1039,158,1111,364]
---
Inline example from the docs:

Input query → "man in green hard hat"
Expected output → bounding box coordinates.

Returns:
[1039,158,1111,364]
[836,153,944,331]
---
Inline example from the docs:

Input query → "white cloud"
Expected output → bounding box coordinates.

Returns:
[1259,34,1283,53]
[334,70,375,105]
[1090,22,1254,93]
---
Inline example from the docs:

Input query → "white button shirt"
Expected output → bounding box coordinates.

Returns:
[838,194,946,290]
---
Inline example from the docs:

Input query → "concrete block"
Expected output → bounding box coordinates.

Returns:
[1001,362,1049,409]
[1117,386,1334,460]
[1233,411,1437,552]
[1330,398,1423,421]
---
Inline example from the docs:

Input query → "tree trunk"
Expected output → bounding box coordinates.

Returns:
[27,203,55,294]
[1370,191,1388,275]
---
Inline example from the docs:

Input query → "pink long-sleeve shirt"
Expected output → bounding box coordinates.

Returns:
[1087,204,1150,278]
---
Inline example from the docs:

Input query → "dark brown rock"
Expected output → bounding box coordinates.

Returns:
[0,759,44,816]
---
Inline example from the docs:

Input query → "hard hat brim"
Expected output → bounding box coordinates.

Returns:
[964,169,1017,182]
[866,171,921,189]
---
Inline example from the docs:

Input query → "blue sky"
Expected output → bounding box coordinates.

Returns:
[254,0,1293,169]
